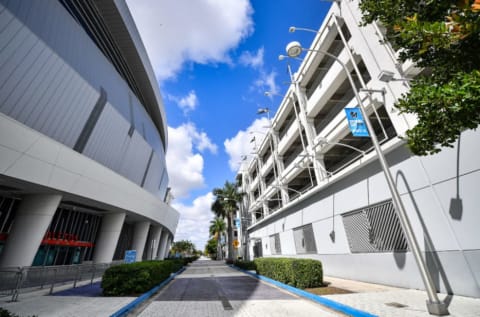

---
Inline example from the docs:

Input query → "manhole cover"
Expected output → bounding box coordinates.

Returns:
[385,302,408,308]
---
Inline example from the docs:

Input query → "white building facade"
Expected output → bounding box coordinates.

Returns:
[238,0,480,297]
[0,0,178,267]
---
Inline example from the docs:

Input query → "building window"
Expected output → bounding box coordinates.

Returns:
[342,200,408,253]
[266,191,282,214]
[264,168,275,187]
[269,234,282,255]
[293,224,317,254]
[312,59,372,136]
[278,107,296,140]
[305,34,345,99]
[253,239,263,258]
[253,208,263,221]
[323,105,396,174]
[340,21,352,41]
[282,132,306,168]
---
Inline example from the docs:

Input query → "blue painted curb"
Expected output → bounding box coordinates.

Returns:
[110,266,186,317]
[230,265,377,317]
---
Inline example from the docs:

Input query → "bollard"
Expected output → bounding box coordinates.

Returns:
[40,266,47,289]
[11,268,23,302]
[90,264,95,285]
[49,268,57,294]
[73,265,80,288]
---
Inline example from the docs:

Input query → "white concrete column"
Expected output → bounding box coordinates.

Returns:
[0,194,62,268]
[157,231,169,260]
[296,87,322,184]
[275,153,289,205]
[92,212,126,263]
[132,221,150,262]
[315,153,329,181]
[146,226,162,260]
[164,235,173,259]
[306,117,324,183]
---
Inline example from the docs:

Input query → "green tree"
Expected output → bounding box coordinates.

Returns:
[204,237,218,259]
[170,240,196,257]
[211,181,242,260]
[209,217,226,260]
[359,0,480,155]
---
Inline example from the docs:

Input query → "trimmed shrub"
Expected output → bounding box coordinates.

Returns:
[0,308,37,317]
[165,256,198,266]
[101,259,183,296]
[253,257,323,289]
[233,259,256,271]
[183,256,199,264]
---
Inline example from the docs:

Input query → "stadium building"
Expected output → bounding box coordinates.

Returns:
[0,0,179,267]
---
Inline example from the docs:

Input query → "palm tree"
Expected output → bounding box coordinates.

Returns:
[170,240,196,257]
[211,181,242,260]
[209,217,226,260]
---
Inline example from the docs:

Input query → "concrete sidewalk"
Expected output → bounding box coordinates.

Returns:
[0,259,479,317]
[0,277,135,317]
[323,276,480,317]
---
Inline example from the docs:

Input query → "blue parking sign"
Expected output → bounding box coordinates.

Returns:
[124,250,137,263]
[345,108,369,137]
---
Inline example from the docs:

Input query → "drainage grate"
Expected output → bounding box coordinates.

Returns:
[385,302,408,308]
[220,296,233,310]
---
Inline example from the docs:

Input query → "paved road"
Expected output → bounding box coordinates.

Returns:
[135,260,340,317]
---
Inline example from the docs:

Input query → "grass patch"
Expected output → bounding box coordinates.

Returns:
[305,283,353,296]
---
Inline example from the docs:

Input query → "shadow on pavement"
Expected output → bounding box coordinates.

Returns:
[50,281,103,297]
[156,275,295,301]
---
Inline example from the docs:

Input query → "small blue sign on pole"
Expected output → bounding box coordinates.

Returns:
[345,108,369,137]
[235,218,241,228]
[124,250,137,263]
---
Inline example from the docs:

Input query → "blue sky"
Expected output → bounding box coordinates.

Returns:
[126,0,331,250]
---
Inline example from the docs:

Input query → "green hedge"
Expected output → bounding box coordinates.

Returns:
[101,259,183,296]
[233,259,257,271]
[253,257,323,289]
[165,255,199,266]
[0,308,37,317]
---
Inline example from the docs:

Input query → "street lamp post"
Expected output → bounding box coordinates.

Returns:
[265,90,315,190]
[285,41,448,316]
[278,55,329,184]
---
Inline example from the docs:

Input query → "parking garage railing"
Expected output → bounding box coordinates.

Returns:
[0,261,122,302]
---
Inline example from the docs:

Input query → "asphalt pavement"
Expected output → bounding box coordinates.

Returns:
[134,260,340,317]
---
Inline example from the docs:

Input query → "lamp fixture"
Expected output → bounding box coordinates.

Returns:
[256,107,269,114]
[286,41,303,58]
[378,70,395,82]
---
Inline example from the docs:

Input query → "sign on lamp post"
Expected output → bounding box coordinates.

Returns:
[345,108,369,137]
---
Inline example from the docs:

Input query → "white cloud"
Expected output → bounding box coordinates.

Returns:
[127,0,254,82]
[252,69,279,96]
[178,90,198,113]
[167,90,199,114]
[224,117,271,172]
[171,192,215,251]
[184,123,218,154]
[239,47,264,69]
[238,47,279,96]
[166,123,217,199]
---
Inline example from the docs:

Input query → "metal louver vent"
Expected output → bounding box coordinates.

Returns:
[269,234,282,255]
[342,200,408,253]
[293,224,317,254]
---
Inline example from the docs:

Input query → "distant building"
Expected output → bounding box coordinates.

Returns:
[0,0,179,267]
[237,0,480,297]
